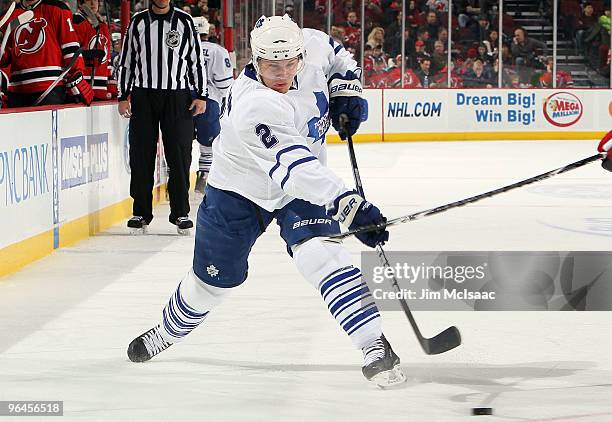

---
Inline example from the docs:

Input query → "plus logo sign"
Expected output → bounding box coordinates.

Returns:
[307,91,330,144]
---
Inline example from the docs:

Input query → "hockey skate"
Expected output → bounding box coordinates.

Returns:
[194,171,208,196]
[127,325,172,362]
[172,216,193,236]
[127,216,148,235]
[362,335,406,388]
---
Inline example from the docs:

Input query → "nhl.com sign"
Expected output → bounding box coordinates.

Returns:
[543,92,583,127]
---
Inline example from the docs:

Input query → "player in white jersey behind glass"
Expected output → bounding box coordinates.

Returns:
[127,15,406,388]
[192,16,234,195]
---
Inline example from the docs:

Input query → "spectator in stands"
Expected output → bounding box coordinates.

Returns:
[462,58,494,88]
[511,27,547,69]
[364,0,384,27]
[501,44,513,66]
[343,11,361,49]
[366,27,385,48]
[457,0,482,28]
[331,25,347,46]
[539,57,574,88]
[422,10,440,40]
[477,43,492,64]
[425,0,448,12]
[483,29,499,58]
[575,3,598,53]
[415,27,431,51]
[407,0,426,29]
[415,56,436,87]
[431,40,447,73]
[476,14,491,43]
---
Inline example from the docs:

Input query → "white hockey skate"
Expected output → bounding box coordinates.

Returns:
[362,335,407,388]
[172,216,193,236]
[127,216,148,235]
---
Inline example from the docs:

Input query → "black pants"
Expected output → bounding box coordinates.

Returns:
[8,87,66,108]
[129,88,194,223]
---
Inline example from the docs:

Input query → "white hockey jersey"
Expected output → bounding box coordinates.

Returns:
[208,28,359,212]
[201,41,233,105]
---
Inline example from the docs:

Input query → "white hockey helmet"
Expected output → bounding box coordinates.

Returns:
[193,16,210,36]
[250,14,304,74]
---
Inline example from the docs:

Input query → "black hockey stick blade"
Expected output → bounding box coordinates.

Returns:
[422,326,462,355]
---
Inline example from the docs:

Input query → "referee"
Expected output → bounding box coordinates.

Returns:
[117,0,207,234]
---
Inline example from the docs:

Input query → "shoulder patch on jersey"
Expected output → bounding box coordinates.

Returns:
[43,0,71,11]
[244,63,257,81]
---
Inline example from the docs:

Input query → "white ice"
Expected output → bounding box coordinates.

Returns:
[1,140,612,422]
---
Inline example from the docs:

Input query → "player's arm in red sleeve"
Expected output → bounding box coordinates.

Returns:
[56,6,93,105]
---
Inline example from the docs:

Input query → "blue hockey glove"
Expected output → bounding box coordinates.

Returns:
[328,71,368,140]
[327,191,389,248]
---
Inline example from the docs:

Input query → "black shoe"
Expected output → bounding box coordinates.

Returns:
[362,335,406,387]
[127,216,148,234]
[127,325,172,362]
[171,216,193,235]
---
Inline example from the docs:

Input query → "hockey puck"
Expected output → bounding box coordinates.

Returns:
[471,407,493,416]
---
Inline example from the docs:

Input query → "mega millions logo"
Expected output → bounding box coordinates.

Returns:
[543,92,583,127]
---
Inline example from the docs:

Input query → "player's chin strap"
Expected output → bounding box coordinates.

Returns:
[329,150,607,242]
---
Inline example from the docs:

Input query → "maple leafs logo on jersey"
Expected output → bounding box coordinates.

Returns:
[88,33,109,64]
[14,17,47,56]
[307,91,330,144]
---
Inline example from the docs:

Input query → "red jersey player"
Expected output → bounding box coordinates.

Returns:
[0,0,93,107]
[73,0,114,100]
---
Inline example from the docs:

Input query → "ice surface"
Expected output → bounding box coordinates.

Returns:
[1,141,611,421]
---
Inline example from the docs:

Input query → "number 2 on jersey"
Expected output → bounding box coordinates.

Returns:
[255,124,279,149]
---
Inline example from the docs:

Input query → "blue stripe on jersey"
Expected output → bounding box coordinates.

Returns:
[280,156,317,189]
[214,76,233,82]
[334,44,343,54]
[268,144,312,178]
[329,36,335,49]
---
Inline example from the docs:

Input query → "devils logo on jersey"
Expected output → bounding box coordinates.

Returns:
[14,18,47,56]
[88,33,109,64]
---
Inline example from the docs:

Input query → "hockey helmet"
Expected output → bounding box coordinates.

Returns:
[250,14,304,77]
[193,16,210,36]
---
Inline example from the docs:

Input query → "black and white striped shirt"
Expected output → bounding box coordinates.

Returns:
[117,7,207,101]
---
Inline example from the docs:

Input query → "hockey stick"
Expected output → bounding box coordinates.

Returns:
[329,150,607,242]
[34,48,83,105]
[78,3,101,87]
[339,115,462,355]
[0,10,33,62]
[0,1,16,32]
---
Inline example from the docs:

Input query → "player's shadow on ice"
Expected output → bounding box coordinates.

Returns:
[163,358,604,390]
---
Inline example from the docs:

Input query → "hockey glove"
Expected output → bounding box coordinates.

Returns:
[328,71,368,140]
[328,191,389,248]
[598,130,612,172]
[66,72,94,106]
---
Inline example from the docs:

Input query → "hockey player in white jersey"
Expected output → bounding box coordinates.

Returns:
[192,16,234,194]
[127,15,406,388]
